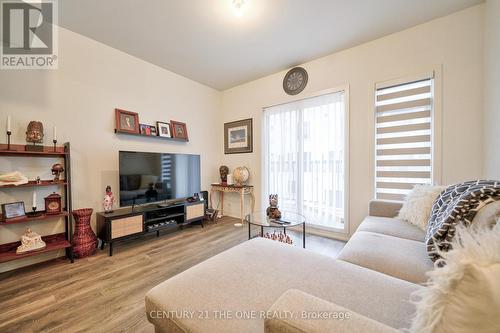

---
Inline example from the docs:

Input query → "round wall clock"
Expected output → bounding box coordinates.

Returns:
[283,67,308,95]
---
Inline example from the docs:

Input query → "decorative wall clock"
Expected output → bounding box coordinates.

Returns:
[283,67,308,95]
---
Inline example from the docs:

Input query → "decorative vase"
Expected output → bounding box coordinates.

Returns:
[72,208,97,258]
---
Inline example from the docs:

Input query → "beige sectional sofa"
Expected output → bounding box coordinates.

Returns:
[144,200,469,332]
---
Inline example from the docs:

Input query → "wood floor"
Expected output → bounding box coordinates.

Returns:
[0,217,345,333]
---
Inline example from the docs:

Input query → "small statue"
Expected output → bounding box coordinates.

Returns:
[26,121,44,143]
[103,185,114,213]
[266,194,282,219]
[16,228,46,254]
[51,163,64,181]
[219,165,229,185]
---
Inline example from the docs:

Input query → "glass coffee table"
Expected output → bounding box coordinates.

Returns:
[245,211,306,248]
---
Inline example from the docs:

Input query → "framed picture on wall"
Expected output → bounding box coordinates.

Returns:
[157,122,172,137]
[115,109,140,134]
[224,118,253,154]
[170,121,189,141]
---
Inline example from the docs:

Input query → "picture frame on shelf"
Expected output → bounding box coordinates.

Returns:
[157,122,172,138]
[170,121,188,140]
[115,108,140,134]
[1,201,26,220]
[149,125,158,136]
[140,124,151,136]
[224,118,253,154]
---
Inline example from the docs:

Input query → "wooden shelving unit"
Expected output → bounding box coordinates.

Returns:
[114,129,188,142]
[0,180,67,189]
[0,144,67,157]
[0,233,70,263]
[0,211,69,225]
[0,142,74,265]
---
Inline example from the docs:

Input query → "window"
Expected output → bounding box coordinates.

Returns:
[263,91,347,230]
[375,77,434,201]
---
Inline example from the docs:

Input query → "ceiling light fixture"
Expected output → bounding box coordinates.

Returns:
[232,0,246,17]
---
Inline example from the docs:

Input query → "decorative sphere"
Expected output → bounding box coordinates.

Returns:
[232,166,249,186]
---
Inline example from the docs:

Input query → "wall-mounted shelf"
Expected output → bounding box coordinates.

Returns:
[114,129,188,142]
[0,180,67,189]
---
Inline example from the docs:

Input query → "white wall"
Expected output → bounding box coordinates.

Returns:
[0,27,222,272]
[220,5,485,239]
[484,0,500,179]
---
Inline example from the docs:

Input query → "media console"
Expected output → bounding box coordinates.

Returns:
[96,201,205,256]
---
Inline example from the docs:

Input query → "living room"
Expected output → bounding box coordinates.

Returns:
[0,0,499,332]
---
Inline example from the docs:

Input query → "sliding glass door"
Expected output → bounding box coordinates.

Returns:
[263,91,347,230]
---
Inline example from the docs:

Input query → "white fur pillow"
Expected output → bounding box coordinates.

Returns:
[410,221,500,333]
[397,185,446,230]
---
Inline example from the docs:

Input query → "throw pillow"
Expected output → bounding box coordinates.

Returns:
[472,200,500,228]
[397,185,446,231]
[410,222,500,333]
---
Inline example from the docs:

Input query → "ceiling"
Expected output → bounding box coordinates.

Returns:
[59,0,483,90]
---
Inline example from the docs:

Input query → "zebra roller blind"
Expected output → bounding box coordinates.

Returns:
[375,77,434,201]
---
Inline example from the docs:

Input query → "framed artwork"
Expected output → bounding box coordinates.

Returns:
[157,122,172,137]
[1,201,26,220]
[115,108,139,134]
[149,125,157,136]
[170,121,189,140]
[139,124,151,136]
[224,118,253,154]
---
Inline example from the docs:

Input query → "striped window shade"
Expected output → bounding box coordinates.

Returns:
[375,77,434,201]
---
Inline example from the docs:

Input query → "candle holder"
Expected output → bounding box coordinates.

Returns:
[53,139,57,152]
[6,130,12,150]
[27,206,41,217]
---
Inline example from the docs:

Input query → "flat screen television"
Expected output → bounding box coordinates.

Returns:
[119,151,201,207]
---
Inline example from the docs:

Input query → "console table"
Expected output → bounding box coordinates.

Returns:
[210,184,255,224]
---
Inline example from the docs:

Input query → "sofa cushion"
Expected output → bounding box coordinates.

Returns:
[265,289,398,333]
[358,216,426,242]
[338,231,434,284]
[397,185,446,231]
[146,238,420,333]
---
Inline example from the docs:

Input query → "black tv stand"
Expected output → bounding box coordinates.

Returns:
[96,200,205,256]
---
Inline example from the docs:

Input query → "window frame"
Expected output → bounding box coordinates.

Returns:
[373,69,442,200]
[262,85,350,234]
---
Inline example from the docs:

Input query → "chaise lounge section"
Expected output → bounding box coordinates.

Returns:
[145,199,498,332]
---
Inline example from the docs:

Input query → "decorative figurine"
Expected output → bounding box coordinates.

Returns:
[51,163,64,182]
[36,176,41,184]
[103,186,114,213]
[219,165,229,185]
[266,194,282,219]
[25,121,44,152]
[16,228,46,254]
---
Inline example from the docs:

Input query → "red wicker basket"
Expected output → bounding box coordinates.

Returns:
[72,208,97,258]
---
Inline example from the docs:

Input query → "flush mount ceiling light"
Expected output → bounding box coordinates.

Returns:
[232,0,246,17]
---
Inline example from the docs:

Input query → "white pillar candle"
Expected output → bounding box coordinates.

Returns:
[32,191,37,208]
[53,126,57,141]
[7,116,11,132]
